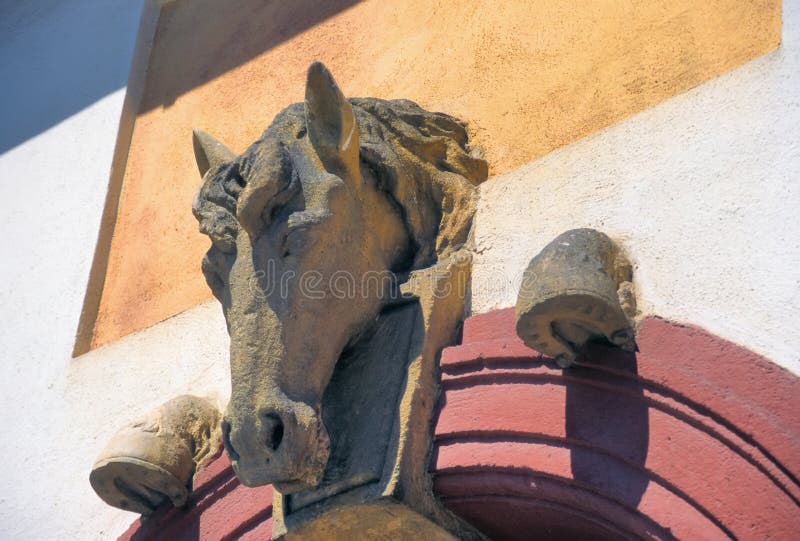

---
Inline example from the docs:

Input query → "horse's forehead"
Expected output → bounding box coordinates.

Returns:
[236,135,345,214]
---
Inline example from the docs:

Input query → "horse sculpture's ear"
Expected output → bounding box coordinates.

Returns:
[304,62,360,183]
[193,129,236,177]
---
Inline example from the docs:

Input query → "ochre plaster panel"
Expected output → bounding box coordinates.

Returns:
[81,0,780,351]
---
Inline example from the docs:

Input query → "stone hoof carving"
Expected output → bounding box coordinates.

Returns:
[90,395,222,515]
[515,228,637,368]
[192,62,487,539]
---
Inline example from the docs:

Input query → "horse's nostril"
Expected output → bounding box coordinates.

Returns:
[221,420,240,462]
[270,421,284,451]
[262,413,284,452]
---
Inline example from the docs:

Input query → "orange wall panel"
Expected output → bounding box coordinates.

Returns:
[79,0,781,351]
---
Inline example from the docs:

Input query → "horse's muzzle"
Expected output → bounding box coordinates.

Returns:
[221,401,330,492]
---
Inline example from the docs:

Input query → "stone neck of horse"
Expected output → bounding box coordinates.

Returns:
[279,251,472,523]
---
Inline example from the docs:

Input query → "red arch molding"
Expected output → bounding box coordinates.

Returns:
[120,309,800,540]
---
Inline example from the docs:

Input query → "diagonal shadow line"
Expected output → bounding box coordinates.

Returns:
[138,0,363,113]
[0,0,144,154]
[72,0,361,355]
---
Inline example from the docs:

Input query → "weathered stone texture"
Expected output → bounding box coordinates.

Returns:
[90,395,222,515]
[515,229,636,367]
[192,63,486,538]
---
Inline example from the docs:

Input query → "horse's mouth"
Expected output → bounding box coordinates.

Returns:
[230,458,315,490]
[273,479,315,494]
[231,459,325,492]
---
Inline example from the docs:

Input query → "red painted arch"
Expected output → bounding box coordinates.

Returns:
[432,308,800,540]
[120,309,800,540]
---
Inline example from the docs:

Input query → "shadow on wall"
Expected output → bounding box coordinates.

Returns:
[565,348,649,508]
[137,0,361,113]
[0,0,144,154]
[0,0,360,155]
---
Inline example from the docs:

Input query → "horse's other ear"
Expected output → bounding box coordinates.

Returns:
[193,129,236,177]
[304,62,360,183]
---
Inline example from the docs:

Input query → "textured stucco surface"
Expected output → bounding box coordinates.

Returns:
[0,83,145,538]
[472,1,800,374]
[89,0,780,349]
[0,2,227,539]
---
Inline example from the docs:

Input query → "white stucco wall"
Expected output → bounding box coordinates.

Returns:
[472,1,800,375]
[0,1,797,540]
[0,2,230,539]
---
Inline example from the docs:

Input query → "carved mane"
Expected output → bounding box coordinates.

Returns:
[193,98,488,269]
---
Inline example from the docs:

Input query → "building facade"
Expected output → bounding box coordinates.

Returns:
[0,1,798,539]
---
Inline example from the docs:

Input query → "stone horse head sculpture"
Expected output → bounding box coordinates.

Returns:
[192,63,487,498]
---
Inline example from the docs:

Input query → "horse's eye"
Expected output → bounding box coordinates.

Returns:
[280,226,309,258]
